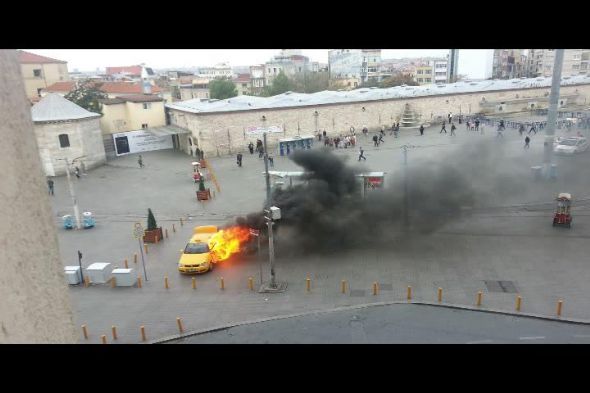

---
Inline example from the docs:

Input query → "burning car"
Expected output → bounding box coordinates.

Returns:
[178,225,254,274]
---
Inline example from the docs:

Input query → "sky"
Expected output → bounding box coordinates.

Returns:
[25,49,494,79]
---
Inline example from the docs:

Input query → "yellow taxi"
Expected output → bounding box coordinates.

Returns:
[178,226,218,274]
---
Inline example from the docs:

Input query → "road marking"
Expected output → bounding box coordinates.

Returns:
[573,334,590,338]
[519,336,545,340]
[466,339,493,344]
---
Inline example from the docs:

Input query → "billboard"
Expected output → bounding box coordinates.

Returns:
[245,125,283,136]
[113,130,173,156]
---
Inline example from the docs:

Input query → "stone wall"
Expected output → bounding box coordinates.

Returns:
[169,83,590,157]
[34,117,106,176]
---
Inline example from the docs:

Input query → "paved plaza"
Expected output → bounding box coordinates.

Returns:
[51,120,590,343]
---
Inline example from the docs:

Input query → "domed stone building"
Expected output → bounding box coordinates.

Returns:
[31,93,106,176]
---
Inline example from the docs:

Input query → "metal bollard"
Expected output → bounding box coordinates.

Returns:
[81,324,89,339]
[248,277,254,291]
[557,300,563,317]
[437,287,442,303]
[111,277,116,288]
[476,291,483,306]
[172,224,176,233]
[137,276,142,288]
[140,326,146,342]
[192,277,196,290]
[516,295,522,311]
[134,253,138,264]
[177,317,184,333]
[341,280,347,294]
[164,275,169,289]
[180,218,183,226]
[373,282,378,296]
[144,244,148,254]
[165,229,169,239]
[407,286,412,300]
[124,259,128,269]
[220,277,225,290]
[101,335,107,344]
[111,326,118,340]
[306,278,311,292]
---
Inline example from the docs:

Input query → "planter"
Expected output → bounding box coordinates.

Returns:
[197,189,211,201]
[143,227,163,243]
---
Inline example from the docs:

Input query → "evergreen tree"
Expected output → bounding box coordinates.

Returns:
[147,208,157,230]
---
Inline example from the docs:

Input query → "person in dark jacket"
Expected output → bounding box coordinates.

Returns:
[236,153,243,167]
[248,142,254,154]
[419,124,425,136]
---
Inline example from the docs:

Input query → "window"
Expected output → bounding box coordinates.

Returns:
[417,70,423,74]
[425,78,431,82]
[142,123,148,129]
[242,83,247,88]
[143,103,152,109]
[425,69,431,74]
[33,69,42,77]
[58,134,70,148]
[417,78,423,82]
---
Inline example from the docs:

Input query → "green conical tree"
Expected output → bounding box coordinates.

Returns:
[147,208,157,230]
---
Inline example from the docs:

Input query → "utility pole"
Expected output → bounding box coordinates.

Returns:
[263,132,271,207]
[543,49,564,180]
[267,219,276,288]
[401,145,416,229]
[260,206,286,293]
[62,157,82,230]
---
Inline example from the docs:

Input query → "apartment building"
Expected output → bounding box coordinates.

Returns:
[329,49,383,85]
[265,50,311,85]
[18,50,70,102]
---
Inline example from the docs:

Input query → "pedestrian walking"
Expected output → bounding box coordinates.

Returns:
[419,124,424,136]
[440,121,447,134]
[258,147,264,158]
[323,130,327,139]
[358,147,366,161]
[248,142,254,154]
[138,155,144,168]
[236,152,243,167]
[378,133,385,144]
[450,123,456,136]
[268,154,274,167]
[448,113,453,124]
[372,134,379,147]
[466,121,470,131]
[380,126,385,137]
[394,125,399,138]
[362,126,369,136]
[47,178,54,196]
[74,166,81,179]
[519,124,525,136]
[458,115,462,125]
[528,125,537,135]
[524,136,531,149]
[475,119,480,131]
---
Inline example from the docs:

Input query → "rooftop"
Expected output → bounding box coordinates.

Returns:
[31,93,100,122]
[18,50,67,64]
[166,74,590,115]
[106,66,142,76]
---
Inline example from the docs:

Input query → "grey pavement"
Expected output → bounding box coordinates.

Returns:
[169,303,590,344]
[50,119,590,343]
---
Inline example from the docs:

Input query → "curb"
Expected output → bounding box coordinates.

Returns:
[150,300,590,344]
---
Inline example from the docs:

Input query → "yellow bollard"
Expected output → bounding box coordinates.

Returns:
[172,224,176,233]
[124,259,128,269]
[111,326,118,340]
[165,229,169,239]
[81,324,89,339]
[111,277,116,288]
[437,287,443,303]
[134,253,138,264]
[373,282,379,296]
[177,317,184,333]
[164,275,169,289]
[516,295,522,312]
[155,235,159,244]
[180,218,183,226]
[220,277,225,290]
[341,280,347,294]
[306,278,311,292]
[248,277,254,291]
[557,300,563,317]
[407,286,412,300]
[192,277,196,290]
[101,335,107,344]
[84,276,90,288]
[144,244,148,254]
[140,326,146,342]
[137,276,142,288]
[476,291,483,306]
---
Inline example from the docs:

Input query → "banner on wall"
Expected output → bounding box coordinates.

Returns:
[113,130,173,156]
[245,125,283,136]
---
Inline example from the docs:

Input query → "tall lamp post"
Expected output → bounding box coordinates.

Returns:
[260,206,286,292]
[56,155,85,230]
[543,49,565,180]
[401,145,416,229]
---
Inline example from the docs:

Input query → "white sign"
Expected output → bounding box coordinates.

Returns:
[113,130,173,156]
[133,222,144,239]
[245,125,283,136]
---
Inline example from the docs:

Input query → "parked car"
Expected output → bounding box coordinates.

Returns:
[553,137,589,155]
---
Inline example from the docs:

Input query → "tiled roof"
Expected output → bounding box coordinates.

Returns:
[18,50,67,64]
[45,81,77,92]
[166,74,590,115]
[100,82,161,94]
[99,98,126,105]
[31,93,100,122]
[115,94,164,103]
[233,73,251,83]
[106,66,142,75]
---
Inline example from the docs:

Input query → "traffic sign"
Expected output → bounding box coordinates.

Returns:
[133,222,144,239]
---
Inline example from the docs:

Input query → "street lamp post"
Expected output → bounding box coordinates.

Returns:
[260,206,286,292]
[57,156,84,230]
[543,49,565,180]
[401,145,416,229]
[263,132,271,207]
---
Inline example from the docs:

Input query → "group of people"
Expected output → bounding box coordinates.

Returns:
[241,140,273,167]
[440,121,458,136]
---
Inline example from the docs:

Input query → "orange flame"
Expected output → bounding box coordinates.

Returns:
[208,226,251,261]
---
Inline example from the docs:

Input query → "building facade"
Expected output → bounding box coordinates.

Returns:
[527,49,590,78]
[250,65,266,95]
[329,49,382,84]
[99,95,166,134]
[232,74,251,95]
[414,65,433,85]
[198,63,233,79]
[492,49,528,79]
[31,94,106,176]
[18,50,70,102]
[433,59,449,84]
[265,50,311,85]
[165,75,590,158]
